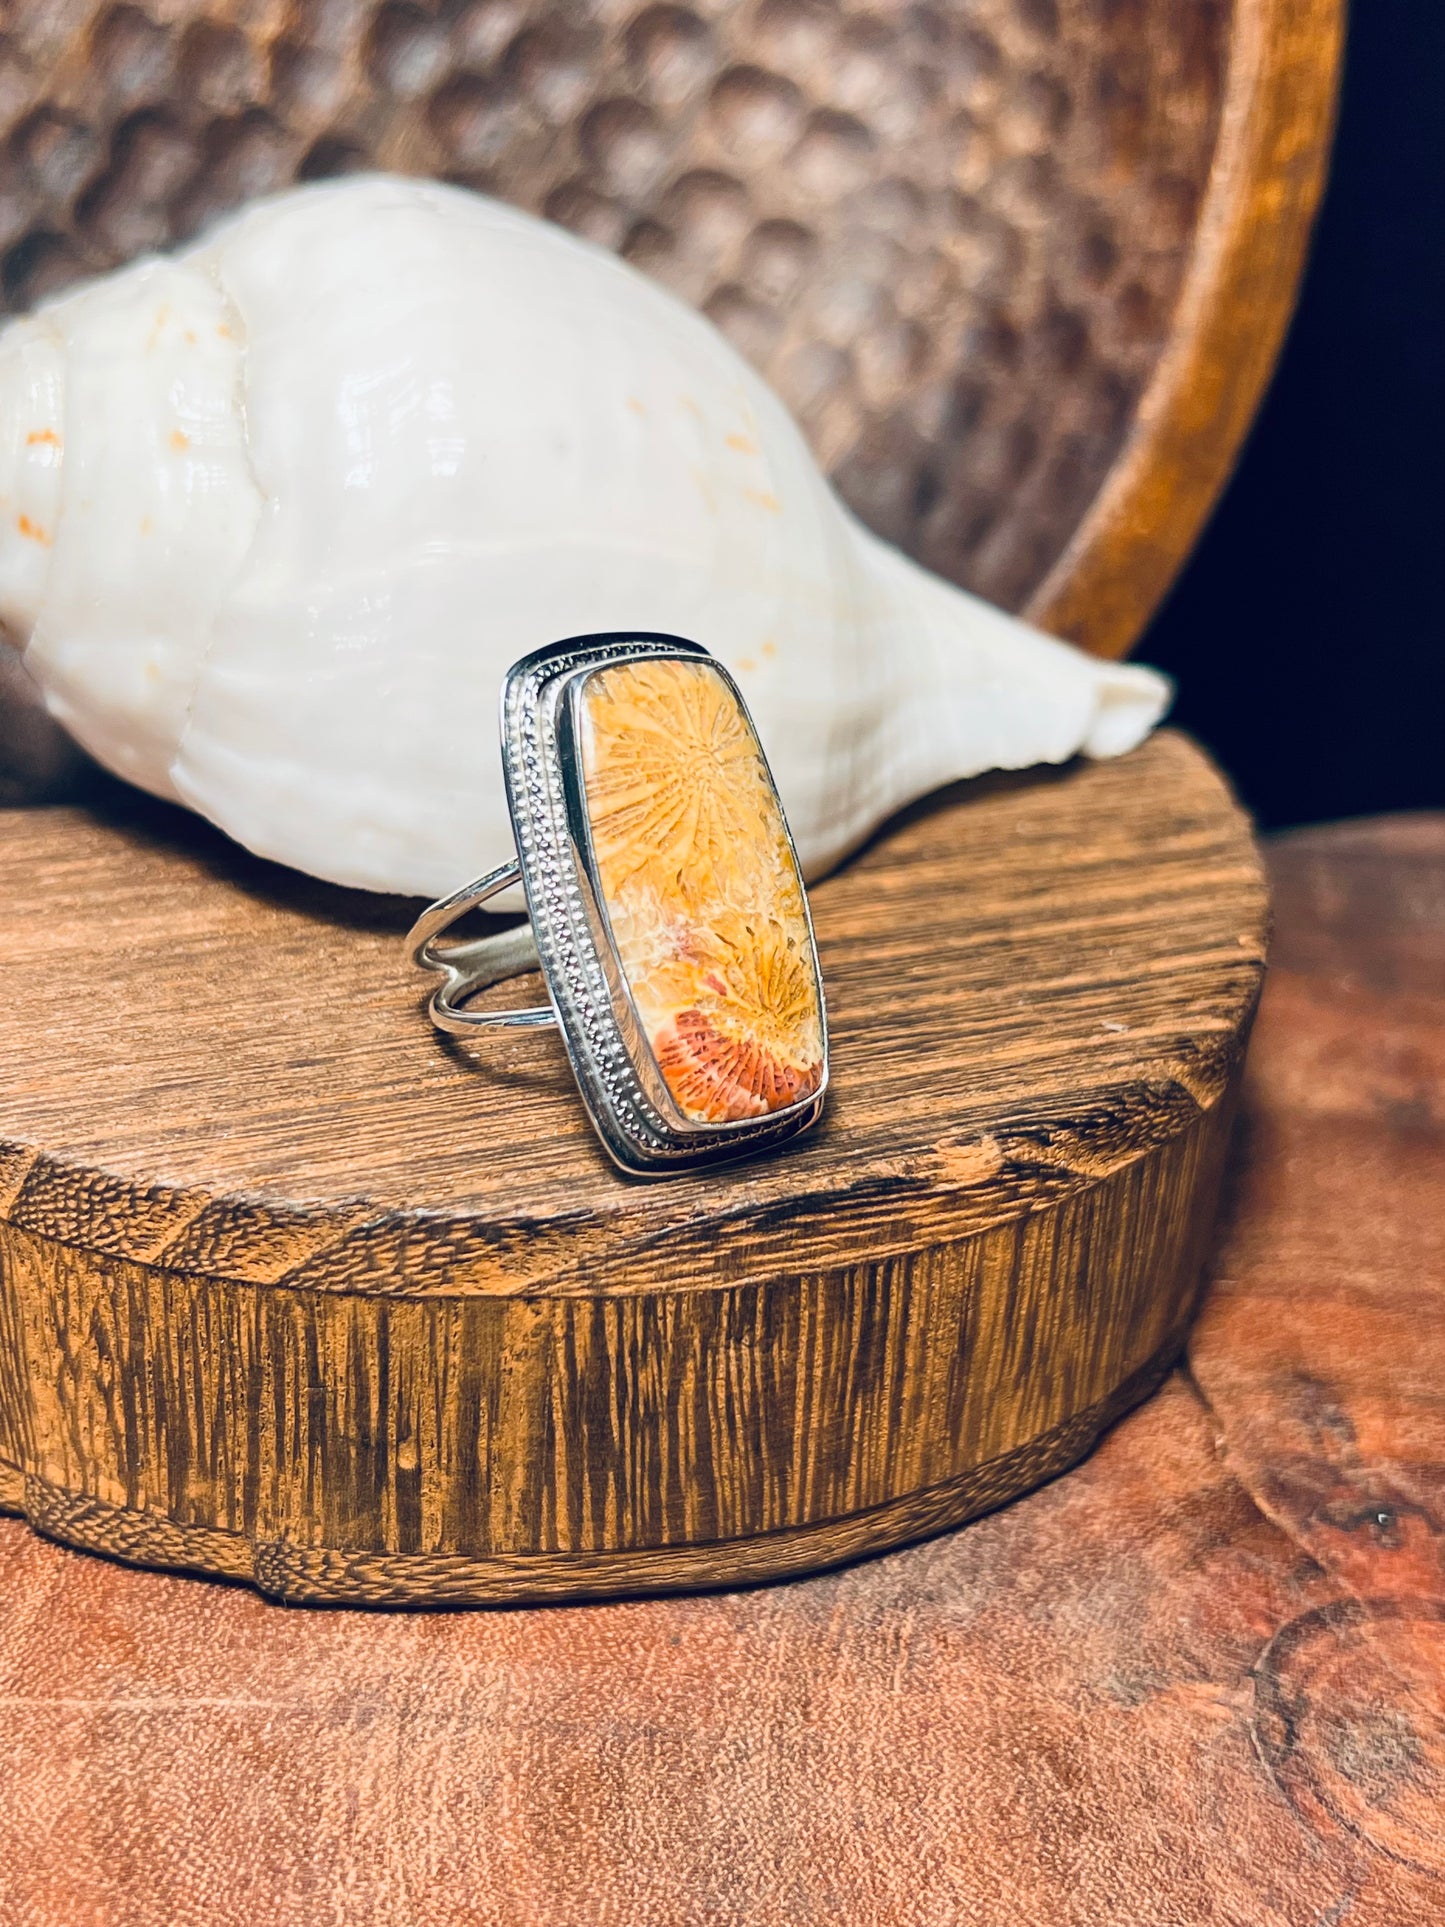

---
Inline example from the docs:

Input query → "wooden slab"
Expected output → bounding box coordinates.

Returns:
[0,730,1265,1602]
[0,814,1438,1925]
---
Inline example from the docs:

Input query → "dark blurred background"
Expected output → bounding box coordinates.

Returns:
[1142,0,1444,831]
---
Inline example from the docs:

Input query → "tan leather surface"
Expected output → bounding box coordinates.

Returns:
[0,815,1441,1926]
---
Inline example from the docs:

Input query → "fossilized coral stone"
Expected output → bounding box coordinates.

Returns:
[576,656,825,1127]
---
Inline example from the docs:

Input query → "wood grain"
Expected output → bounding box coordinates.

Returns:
[0,0,1339,654]
[0,814,1438,1926]
[0,730,1265,1602]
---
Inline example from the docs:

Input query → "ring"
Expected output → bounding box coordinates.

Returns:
[407,633,829,1176]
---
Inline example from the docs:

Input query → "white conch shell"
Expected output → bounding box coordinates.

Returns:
[0,175,1168,897]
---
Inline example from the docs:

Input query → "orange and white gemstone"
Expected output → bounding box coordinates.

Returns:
[576,657,825,1126]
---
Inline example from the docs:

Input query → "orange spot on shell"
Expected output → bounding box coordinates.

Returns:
[169,429,190,451]
[25,428,60,448]
[626,395,646,415]
[761,640,777,659]
[744,488,781,513]
[737,657,757,673]
[16,514,50,545]
[689,467,716,512]
[725,432,758,454]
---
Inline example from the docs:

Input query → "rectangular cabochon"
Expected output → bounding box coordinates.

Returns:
[575,657,825,1126]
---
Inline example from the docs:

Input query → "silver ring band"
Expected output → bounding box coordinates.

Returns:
[406,860,554,1034]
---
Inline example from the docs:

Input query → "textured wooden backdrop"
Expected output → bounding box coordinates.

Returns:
[0,816,1438,1923]
[0,0,1340,653]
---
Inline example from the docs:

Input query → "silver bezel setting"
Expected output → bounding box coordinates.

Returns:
[500,632,830,1177]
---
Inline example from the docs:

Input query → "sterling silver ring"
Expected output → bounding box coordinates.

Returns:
[407,633,829,1177]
